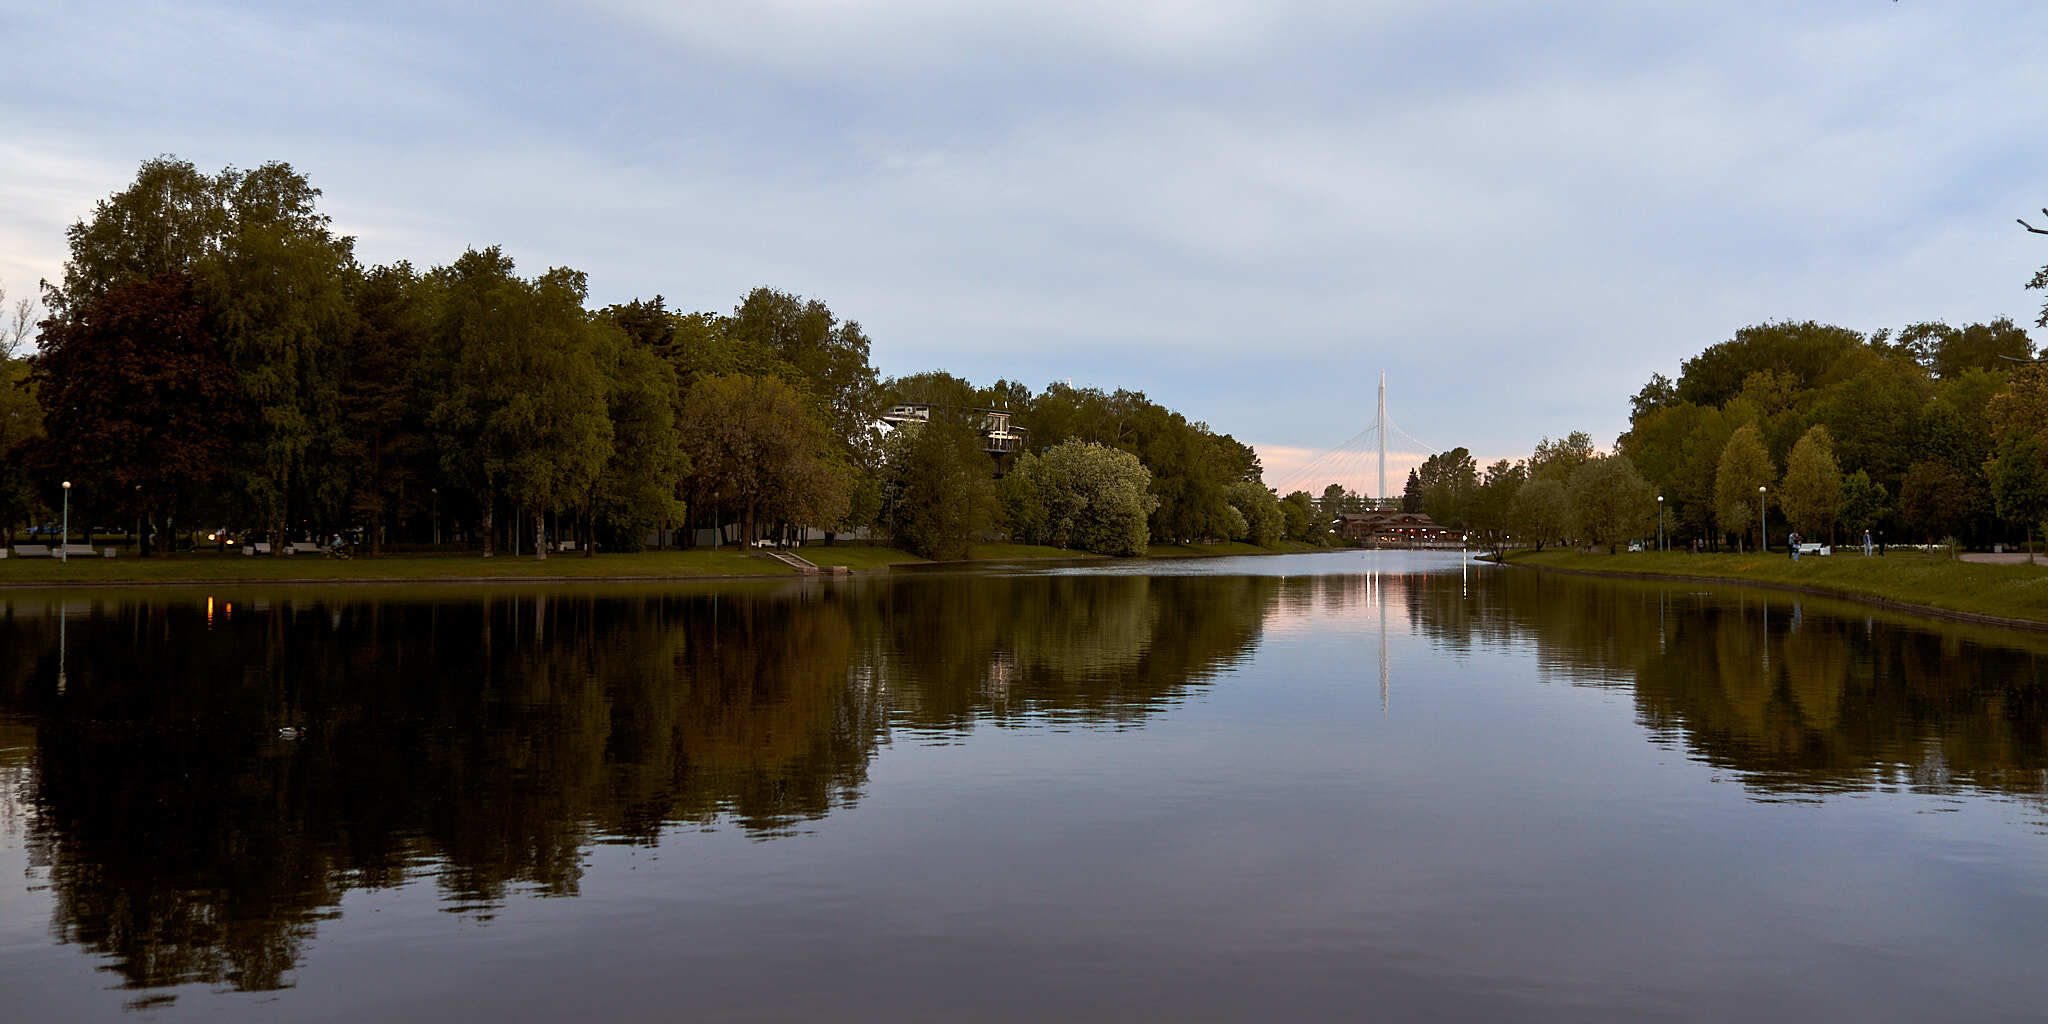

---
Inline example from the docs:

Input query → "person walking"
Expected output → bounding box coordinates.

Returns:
[1863,528,1873,556]
[1789,530,1800,562]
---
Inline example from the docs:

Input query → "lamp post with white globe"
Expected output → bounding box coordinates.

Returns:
[1657,494,1664,552]
[60,480,71,562]
[1758,484,1767,554]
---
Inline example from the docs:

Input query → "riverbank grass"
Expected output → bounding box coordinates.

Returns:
[0,548,803,584]
[1504,548,2048,626]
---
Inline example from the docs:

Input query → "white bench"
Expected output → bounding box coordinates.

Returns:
[1796,543,1830,556]
[60,543,96,558]
[12,544,51,558]
[288,542,322,555]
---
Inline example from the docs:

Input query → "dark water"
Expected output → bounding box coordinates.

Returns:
[4,551,2048,1021]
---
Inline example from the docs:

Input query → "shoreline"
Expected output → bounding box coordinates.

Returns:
[0,540,1328,591]
[1498,550,2048,634]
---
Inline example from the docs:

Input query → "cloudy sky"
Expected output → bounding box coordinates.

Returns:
[5,1,2045,495]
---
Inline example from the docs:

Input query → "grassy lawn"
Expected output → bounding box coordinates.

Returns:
[0,537,1328,587]
[0,548,800,585]
[964,542,1106,562]
[1505,548,2048,626]
[800,545,930,570]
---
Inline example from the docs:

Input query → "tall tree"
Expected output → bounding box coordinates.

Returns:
[0,281,41,543]
[677,374,849,547]
[1714,423,1775,550]
[1989,434,2048,553]
[1511,477,1569,550]
[54,157,358,549]
[1567,454,1654,554]
[427,248,612,558]
[879,420,998,560]
[1837,470,1889,537]
[1779,425,1842,541]
[588,320,688,553]
[335,262,432,555]
[28,273,241,554]
[1224,481,1283,546]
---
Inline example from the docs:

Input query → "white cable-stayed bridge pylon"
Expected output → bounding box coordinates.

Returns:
[1266,372,1442,501]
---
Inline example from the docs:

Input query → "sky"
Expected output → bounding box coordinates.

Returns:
[4,1,2046,497]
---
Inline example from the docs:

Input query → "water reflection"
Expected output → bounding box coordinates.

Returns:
[1404,567,2048,801]
[0,575,1276,992]
[6,561,2048,1002]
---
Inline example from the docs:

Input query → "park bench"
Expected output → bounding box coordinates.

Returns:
[288,542,321,555]
[244,542,271,555]
[11,544,50,558]
[1797,543,1830,556]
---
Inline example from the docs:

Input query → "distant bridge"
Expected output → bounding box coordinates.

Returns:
[1268,372,1441,500]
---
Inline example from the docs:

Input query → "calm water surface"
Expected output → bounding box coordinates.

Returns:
[4,551,2048,1021]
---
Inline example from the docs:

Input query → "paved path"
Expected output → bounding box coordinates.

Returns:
[1960,552,2040,565]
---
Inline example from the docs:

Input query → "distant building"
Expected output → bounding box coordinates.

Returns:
[879,403,1028,454]
[1334,511,1461,546]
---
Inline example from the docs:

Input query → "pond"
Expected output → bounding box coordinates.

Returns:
[3,551,2046,1020]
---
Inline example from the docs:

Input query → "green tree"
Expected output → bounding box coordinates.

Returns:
[1469,458,1527,556]
[335,262,432,555]
[1401,469,1423,512]
[1714,423,1775,550]
[1529,431,1596,484]
[723,287,880,452]
[1416,448,1478,528]
[1004,440,1155,555]
[677,374,849,548]
[1989,434,2048,553]
[1837,470,1890,537]
[426,248,613,559]
[1278,490,1316,544]
[1899,460,1972,542]
[1224,481,1283,546]
[1511,477,1569,550]
[879,420,997,560]
[53,157,359,549]
[1566,454,1654,554]
[1779,425,1842,541]
[1674,321,1863,407]
[588,321,688,552]
[28,273,242,554]
[0,281,42,544]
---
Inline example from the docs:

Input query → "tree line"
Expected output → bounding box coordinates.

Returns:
[0,157,1299,558]
[1373,311,2046,556]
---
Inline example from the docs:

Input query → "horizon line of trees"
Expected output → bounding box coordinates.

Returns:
[0,156,1298,559]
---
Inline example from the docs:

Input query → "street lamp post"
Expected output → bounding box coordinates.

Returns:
[60,481,71,562]
[431,488,440,546]
[1657,495,1664,552]
[1758,484,1767,554]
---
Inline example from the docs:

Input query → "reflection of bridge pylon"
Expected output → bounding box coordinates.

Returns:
[1270,371,1441,502]
[1380,574,1389,713]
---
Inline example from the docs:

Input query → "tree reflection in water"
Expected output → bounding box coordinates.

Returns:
[0,575,1275,991]
[1402,567,2048,800]
[10,565,2043,997]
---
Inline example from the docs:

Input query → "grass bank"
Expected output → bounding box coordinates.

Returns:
[1502,548,2048,629]
[0,537,1328,588]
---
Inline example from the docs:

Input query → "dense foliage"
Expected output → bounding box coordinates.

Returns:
[0,156,1293,556]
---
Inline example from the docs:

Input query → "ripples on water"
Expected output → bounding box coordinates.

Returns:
[3,551,2047,1021]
